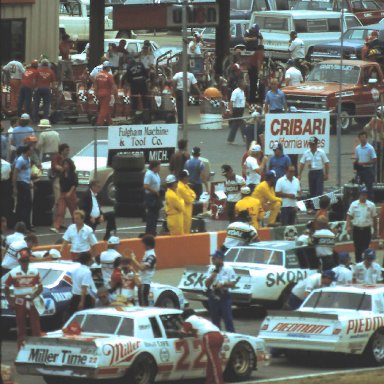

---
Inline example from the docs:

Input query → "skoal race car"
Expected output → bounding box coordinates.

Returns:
[258,285,384,365]
[15,307,269,384]
[178,241,320,309]
[1,261,187,331]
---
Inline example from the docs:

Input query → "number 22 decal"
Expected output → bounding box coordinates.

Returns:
[175,339,207,370]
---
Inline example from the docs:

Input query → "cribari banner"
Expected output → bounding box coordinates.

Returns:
[107,124,178,165]
[264,112,330,155]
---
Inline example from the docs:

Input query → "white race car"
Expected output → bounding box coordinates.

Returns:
[258,285,384,365]
[178,241,320,309]
[15,307,269,384]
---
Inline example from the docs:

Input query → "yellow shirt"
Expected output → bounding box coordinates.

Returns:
[177,181,196,206]
[235,196,264,229]
[165,188,184,216]
[252,181,282,205]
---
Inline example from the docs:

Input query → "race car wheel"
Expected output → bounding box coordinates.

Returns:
[339,108,352,133]
[155,291,180,309]
[364,329,384,366]
[125,353,157,384]
[224,341,255,382]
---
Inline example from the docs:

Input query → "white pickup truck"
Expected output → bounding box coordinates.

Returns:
[250,10,362,60]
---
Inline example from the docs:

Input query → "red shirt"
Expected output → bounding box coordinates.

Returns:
[5,265,42,297]
[95,70,115,97]
[36,67,56,88]
[21,68,37,88]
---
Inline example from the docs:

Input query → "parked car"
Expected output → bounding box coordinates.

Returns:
[250,10,362,60]
[310,23,384,61]
[258,285,384,366]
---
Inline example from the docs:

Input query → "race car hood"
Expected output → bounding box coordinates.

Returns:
[284,82,354,96]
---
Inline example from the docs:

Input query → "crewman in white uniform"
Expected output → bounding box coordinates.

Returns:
[100,236,122,288]
[332,252,353,284]
[354,249,382,284]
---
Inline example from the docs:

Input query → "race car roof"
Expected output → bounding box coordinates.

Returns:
[244,240,307,251]
[32,260,81,271]
[314,284,384,295]
[76,306,182,318]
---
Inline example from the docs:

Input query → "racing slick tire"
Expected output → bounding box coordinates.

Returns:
[99,176,115,206]
[224,341,255,382]
[155,291,180,309]
[113,170,145,187]
[114,202,145,218]
[115,187,144,203]
[363,329,384,366]
[125,353,157,384]
[112,154,145,172]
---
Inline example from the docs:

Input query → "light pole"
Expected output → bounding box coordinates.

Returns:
[182,0,189,140]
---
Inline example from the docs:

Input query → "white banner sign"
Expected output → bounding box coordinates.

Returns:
[264,112,330,155]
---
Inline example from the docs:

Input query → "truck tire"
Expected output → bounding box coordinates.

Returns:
[339,107,353,133]
[112,155,145,171]
[114,202,145,218]
[113,170,144,187]
[224,341,255,382]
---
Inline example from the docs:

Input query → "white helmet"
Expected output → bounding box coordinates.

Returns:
[166,174,177,184]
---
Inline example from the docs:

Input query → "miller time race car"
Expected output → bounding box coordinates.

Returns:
[1,261,187,331]
[178,241,320,309]
[15,307,269,384]
[258,285,384,365]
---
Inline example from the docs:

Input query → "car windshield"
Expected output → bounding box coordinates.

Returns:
[303,291,372,310]
[70,314,124,334]
[226,247,283,265]
[343,28,367,40]
[76,142,108,158]
[307,63,360,84]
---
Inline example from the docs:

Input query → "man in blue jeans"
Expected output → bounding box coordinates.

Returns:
[185,146,206,200]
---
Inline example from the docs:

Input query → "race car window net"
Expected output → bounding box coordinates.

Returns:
[303,292,372,310]
[225,248,283,266]
[149,317,163,338]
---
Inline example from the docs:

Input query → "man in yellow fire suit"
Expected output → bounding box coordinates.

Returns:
[235,186,264,229]
[165,174,185,235]
[177,170,196,234]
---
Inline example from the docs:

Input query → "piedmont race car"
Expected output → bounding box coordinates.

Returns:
[258,285,384,365]
[178,241,320,309]
[15,307,269,384]
[1,261,187,331]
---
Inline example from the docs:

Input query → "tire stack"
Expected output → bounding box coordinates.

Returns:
[112,154,146,217]
[32,180,55,226]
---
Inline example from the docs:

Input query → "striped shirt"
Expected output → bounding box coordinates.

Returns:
[5,265,41,296]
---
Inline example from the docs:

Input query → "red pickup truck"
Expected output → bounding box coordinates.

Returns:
[283,59,384,132]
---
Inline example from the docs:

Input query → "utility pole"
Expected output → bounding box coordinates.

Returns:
[215,0,230,75]
[182,0,188,140]
[89,0,105,71]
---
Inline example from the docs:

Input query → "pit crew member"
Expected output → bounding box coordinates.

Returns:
[332,252,353,284]
[354,248,382,284]
[100,236,122,288]
[235,186,264,229]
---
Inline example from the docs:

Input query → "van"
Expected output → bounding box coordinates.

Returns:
[250,10,362,59]
[230,0,290,19]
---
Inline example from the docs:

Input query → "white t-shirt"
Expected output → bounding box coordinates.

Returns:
[288,38,305,59]
[37,130,60,155]
[90,191,101,219]
[63,224,97,253]
[100,248,122,288]
[275,175,301,207]
[139,249,157,284]
[5,232,25,247]
[184,315,220,336]
[140,53,155,69]
[3,60,25,79]
[173,72,197,91]
[300,149,329,171]
[225,175,246,203]
[71,264,94,295]
[230,88,246,108]
[205,264,237,287]
[2,239,28,270]
[291,273,322,300]
[244,156,261,185]
[332,265,353,284]
[223,221,258,249]
[188,41,202,55]
[312,229,335,257]
[90,64,112,78]
[354,262,382,284]
[347,200,377,228]
[1,159,11,180]
[285,67,303,86]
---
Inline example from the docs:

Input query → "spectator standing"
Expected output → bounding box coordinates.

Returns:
[0,157,12,222]
[288,31,305,62]
[269,142,291,179]
[354,249,382,284]
[51,158,78,233]
[33,59,56,123]
[275,165,301,225]
[94,62,117,126]
[106,43,121,71]
[222,164,246,223]
[12,145,33,230]
[243,144,263,192]
[139,40,155,73]
[169,139,189,176]
[3,55,25,114]
[235,186,264,230]
[346,186,377,262]
[252,171,282,227]
[298,136,330,199]
[284,59,303,86]
[354,131,377,199]
[79,179,117,241]
[312,216,336,270]
[177,170,196,234]
[185,146,206,200]
[205,250,236,332]
[188,33,203,55]
[68,252,95,317]
[227,80,246,145]
[59,34,73,61]
[332,252,353,284]
[36,119,60,162]
[100,236,122,288]
[131,234,157,307]
[50,143,70,208]
[165,174,185,235]
[4,249,42,350]
[17,60,38,116]
[264,79,287,114]
[60,210,97,260]
[11,114,34,150]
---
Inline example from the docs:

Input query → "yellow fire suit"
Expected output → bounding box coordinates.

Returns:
[165,188,185,235]
[235,196,264,229]
[177,181,196,234]
[252,181,282,225]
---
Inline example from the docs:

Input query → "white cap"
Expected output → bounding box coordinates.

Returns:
[20,113,30,120]
[241,186,251,195]
[103,60,111,67]
[251,144,261,152]
[49,249,61,259]
[166,174,177,184]
[251,111,260,118]
[107,236,120,245]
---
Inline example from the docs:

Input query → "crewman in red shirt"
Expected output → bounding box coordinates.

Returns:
[4,249,43,350]
[17,60,38,116]
[94,61,117,126]
[33,59,56,123]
